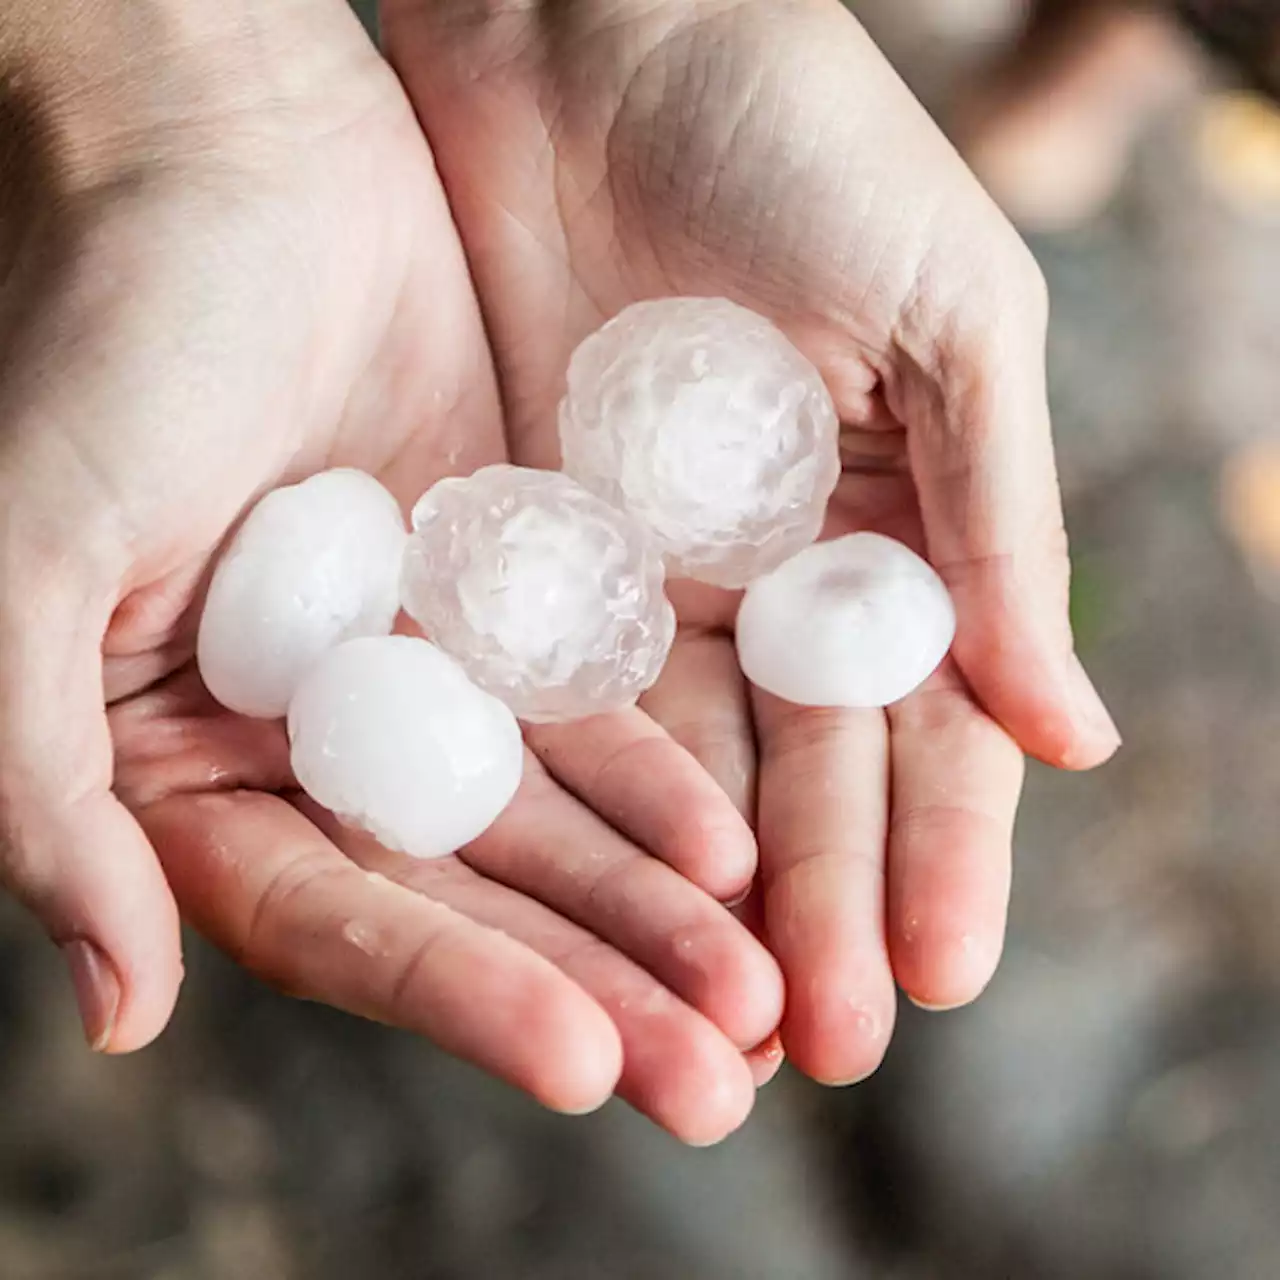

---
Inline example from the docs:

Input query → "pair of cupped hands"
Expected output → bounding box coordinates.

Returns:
[0,0,1119,1144]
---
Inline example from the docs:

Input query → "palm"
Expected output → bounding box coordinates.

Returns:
[4,7,780,1143]
[93,72,502,704]
[382,0,1110,1081]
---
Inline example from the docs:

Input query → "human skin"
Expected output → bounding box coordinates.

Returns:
[0,0,1117,1143]
[381,0,1121,1084]
[0,0,784,1146]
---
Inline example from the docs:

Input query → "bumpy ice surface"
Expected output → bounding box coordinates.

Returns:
[735,533,956,708]
[558,298,841,588]
[402,465,676,723]
[288,636,524,859]
[198,469,407,718]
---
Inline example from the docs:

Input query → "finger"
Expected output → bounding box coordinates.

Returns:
[463,755,785,1052]
[139,789,624,1116]
[643,634,780,1066]
[0,568,183,1054]
[885,662,1025,1010]
[638,629,758,822]
[894,250,1121,771]
[753,693,897,1085]
[721,878,785,1079]
[110,667,293,808]
[327,828,756,1147]
[526,703,757,903]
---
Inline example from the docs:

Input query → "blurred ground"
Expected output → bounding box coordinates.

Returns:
[4,1,1280,1276]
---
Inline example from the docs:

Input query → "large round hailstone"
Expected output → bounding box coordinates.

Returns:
[558,298,841,589]
[198,469,407,718]
[288,636,524,859]
[401,465,676,723]
[735,533,957,708]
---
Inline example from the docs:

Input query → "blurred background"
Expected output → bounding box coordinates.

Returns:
[4,0,1280,1275]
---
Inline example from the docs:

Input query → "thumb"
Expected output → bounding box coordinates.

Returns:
[895,241,1121,770]
[0,545,183,1052]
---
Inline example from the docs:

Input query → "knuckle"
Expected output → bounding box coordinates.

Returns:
[889,681,982,737]
[889,800,1011,857]
[237,858,344,971]
[387,926,449,1012]
[590,734,665,797]
[583,854,638,915]
[546,933,616,982]
[761,704,858,759]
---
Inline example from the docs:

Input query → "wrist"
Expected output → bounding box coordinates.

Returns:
[381,0,698,34]
[1,0,385,191]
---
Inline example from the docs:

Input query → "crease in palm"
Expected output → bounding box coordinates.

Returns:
[88,5,783,1148]
[24,0,1110,1146]
[384,0,1043,1083]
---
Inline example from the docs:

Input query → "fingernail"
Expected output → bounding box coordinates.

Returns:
[62,940,119,1052]
[747,1033,785,1088]
[907,995,966,1014]
[1067,654,1122,750]
[824,1067,882,1087]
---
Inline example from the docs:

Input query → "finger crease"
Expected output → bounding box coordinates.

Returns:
[389,925,452,1010]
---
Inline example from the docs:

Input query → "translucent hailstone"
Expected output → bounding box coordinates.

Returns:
[198,469,407,718]
[558,297,841,588]
[401,465,675,723]
[288,636,524,859]
[735,533,957,708]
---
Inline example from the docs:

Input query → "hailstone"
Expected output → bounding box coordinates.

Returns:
[735,533,957,708]
[558,297,841,588]
[401,465,676,723]
[198,469,407,718]
[288,635,524,859]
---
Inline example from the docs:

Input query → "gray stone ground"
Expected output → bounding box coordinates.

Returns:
[4,2,1280,1276]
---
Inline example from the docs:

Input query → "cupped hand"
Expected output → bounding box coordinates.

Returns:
[383,0,1122,1084]
[0,0,780,1143]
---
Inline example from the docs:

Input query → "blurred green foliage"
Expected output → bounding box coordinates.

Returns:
[1069,552,1109,654]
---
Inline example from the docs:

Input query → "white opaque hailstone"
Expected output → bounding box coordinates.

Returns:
[288,636,524,859]
[197,469,408,719]
[558,297,842,588]
[735,533,957,708]
[402,464,676,723]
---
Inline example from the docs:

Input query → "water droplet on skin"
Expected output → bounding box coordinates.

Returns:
[204,763,231,789]
[640,988,670,1016]
[849,1007,881,1042]
[341,919,383,957]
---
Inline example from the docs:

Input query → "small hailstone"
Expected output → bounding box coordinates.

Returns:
[401,464,675,723]
[558,297,841,588]
[735,533,956,708]
[288,635,524,859]
[198,469,407,718]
